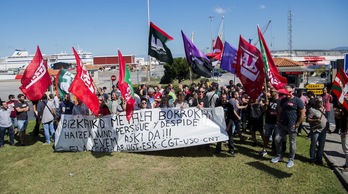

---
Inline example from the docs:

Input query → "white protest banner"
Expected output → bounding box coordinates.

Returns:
[54,107,228,152]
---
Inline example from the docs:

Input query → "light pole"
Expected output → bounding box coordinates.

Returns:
[208,16,214,52]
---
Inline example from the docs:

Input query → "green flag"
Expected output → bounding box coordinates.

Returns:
[125,66,134,98]
[56,69,75,99]
[148,22,174,64]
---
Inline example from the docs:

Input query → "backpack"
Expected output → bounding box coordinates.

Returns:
[250,104,262,120]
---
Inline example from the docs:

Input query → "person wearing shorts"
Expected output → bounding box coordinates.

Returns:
[15,94,29,146]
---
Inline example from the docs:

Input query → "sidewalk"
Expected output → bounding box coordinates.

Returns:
[304,123,348,190]
[324,124,348,190]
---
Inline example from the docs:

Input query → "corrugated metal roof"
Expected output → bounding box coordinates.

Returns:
[273,58,304,67]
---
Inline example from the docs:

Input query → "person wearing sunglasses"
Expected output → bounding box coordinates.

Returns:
[196,87,208,109]
[139,98,148,109]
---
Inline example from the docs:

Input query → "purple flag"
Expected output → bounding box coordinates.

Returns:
[181,30,213,78]
[220,41,237,74]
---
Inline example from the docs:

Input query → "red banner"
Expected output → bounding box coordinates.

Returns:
[236,36,265,100]
[19,46,51,101]
[69,47,99,115]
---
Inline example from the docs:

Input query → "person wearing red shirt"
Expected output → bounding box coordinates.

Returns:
[98,97,110,116]
[321,87,333,119]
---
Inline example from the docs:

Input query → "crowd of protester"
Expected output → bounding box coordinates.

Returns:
[0,79,347,169]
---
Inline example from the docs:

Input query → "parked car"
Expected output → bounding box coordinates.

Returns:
[212,71,222,77]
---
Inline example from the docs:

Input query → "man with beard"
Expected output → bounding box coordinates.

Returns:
[59,94,75,118]
[214,93,236,156]
[271,86,305,168]
[14,94,30,146]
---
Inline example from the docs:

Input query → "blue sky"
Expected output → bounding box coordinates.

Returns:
[0,0,347,58]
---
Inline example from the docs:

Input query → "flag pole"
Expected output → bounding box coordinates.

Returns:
[190,31,194,84]
[146,0,151,85]
[264,77,269,104]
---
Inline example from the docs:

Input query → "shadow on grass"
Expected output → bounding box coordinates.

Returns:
[25,131,46,146]
[91,151,112,158]
[246,161,293,179]
[234,140,324,167]
[234,143,267,161]
[136,145,233,158]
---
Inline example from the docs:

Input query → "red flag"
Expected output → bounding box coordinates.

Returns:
[331,66,348,111]
[19,46,51,101]
[69,47,99,115]
[236,35,265,100]
[118,50,135,121]
[258,26,287,90]
[206,36,224,60]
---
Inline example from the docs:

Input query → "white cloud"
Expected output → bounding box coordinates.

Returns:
[214,6,227,14]
[258,4,266,10]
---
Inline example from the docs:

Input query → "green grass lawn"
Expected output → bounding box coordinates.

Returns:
[0,121,346,194]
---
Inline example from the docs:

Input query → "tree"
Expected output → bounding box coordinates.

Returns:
[172,57,190,83]
[160,57,200,84]
[160,63,175,84]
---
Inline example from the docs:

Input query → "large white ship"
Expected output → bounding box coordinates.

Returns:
[0,48,93,72]
[0,49,34,71]
[48,49,93,67]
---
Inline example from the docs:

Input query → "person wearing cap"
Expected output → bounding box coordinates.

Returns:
[306,96,328,164]
[271,85,305,168]
[14,94,30,146]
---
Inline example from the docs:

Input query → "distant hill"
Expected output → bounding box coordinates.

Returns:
[331,47,348,50]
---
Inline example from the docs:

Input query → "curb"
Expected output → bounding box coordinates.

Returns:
[323,152,348,191]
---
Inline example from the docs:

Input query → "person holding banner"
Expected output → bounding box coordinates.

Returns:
[72,98,90,116]
[196,87,210,151]
[196,87,209,109]
[214,93,236,156]
[174,91,189,109]
[59,94,75,118]
[139,98,149,110]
